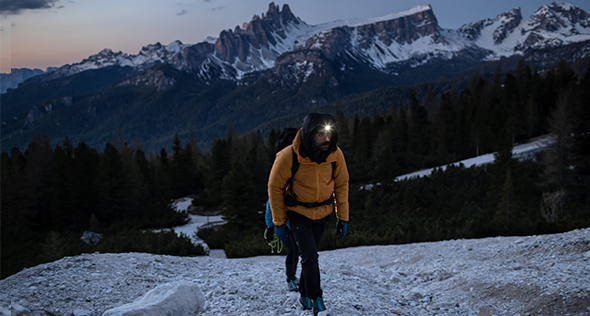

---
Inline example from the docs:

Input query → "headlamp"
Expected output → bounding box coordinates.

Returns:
[324,125,331,131]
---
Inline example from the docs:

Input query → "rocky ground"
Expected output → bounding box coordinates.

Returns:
[1,228,589,316]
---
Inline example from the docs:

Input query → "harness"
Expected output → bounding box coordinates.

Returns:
[284,148,336,208]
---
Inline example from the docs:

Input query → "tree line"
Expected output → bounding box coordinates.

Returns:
[2,59,589,278]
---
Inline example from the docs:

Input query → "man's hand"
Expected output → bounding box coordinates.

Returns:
[336,220,347,239]
[275,224,289,241]
[264,226,275,242]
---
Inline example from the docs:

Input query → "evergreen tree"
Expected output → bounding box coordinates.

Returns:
[540,89,576,211]
[204,138,232,206]
[466,76,494,156]
[334,109,351,154]
[72,142,100,229]
[22,134,55,232]
[406,90,430,155]
[570,67,590,197]
[266,128,280,161]
[491,125,517,224]
[155,148,172,200]
[422,86,438,120]
[1,148,30,241]
[96,143,140,225]
[170,134,196,197]
[120,142,147,220]
[392,106,408,153]
[51,138,77,231]
[502,74,525,143]
[431,91,457,158]
[554,59,577,93]
[221,161,259,231]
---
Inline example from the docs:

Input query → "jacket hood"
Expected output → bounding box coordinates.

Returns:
[299,113,339,163]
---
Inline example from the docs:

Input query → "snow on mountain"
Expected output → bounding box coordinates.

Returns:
[394,135,549,182]
[37,41,190,81]
[459,2,590,58]
[27,2,590,85]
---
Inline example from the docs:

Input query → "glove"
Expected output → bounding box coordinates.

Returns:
[275,224,289,242]
[336,220,347,239]
[264,226,275,242]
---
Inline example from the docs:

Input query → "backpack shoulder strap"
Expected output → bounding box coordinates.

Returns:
[287,148,299,196]
[291,147,299,177]
[331,161,336,179]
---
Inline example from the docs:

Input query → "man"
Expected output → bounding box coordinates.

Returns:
[268,113,349,316]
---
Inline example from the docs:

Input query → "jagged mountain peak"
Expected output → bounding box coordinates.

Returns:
[17,2,590,87]
[456,1,589,57]
[527,1,590,32]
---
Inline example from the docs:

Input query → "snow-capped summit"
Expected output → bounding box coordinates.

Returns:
[15,2,590,86]
[35,40,190,81]
[458,1,590,57]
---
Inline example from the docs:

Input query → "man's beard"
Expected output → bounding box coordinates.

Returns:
[319,142,330,151]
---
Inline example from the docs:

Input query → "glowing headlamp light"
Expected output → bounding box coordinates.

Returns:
[324,125,331,131]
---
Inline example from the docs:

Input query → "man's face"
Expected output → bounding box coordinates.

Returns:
[313,128,331,152]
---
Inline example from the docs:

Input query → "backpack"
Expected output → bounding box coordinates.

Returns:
[274,127,336,208]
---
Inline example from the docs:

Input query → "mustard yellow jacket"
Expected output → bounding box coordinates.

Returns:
[268,129,349,226]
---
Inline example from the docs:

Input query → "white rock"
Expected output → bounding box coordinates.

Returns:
[0,306,10,316]
[74,309,92,316]
[102,281,205,316]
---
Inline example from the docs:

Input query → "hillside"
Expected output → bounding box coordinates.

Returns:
[1,228,588,315]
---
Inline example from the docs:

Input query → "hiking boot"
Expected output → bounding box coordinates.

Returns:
[299,296,312,310]
[313,296,328,316]
[287,278,299,292]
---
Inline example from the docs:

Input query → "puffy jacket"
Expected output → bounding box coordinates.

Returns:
[268,125,349,226]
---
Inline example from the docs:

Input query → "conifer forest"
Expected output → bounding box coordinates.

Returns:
[2,60,589,279]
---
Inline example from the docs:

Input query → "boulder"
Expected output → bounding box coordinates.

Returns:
[102,281,205,316]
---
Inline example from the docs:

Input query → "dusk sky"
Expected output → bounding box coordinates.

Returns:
[1,0,589,74]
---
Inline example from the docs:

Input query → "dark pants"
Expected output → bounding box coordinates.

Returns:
[287,211,330,300]
[284,228,299,281]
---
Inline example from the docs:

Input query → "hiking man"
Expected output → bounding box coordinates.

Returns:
[264,128,301,292]
[268,113,349,316]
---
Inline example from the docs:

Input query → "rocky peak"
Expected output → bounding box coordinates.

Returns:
[549,2,590,25]
[213,2,302,66]
[493,7,522,44]
[303,5,440,59]
[80,49,127,66]
[458,19,494,41]
[527,1,590,32]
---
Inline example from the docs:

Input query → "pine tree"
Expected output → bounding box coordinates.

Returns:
[171,135,195,197]
[431,91,457,158]
[570,67,590,196]
[120,142,146,220]
[96,143,140,225]
[491,126,517,224]
[540,90,576,221]
[406,90,430,155]
[51,138,76,230]
[22,134,55,232]
[1,148,30,241]
[154,148,172,200]
[334,109,351,154]
[221,161,259,231]
[205,139,232,206]
[496,168,516,223]
[72,142,100,229]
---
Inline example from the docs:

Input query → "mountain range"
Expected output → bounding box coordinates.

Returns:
[2,2,589,153]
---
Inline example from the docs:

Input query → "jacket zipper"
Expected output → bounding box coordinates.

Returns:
[316,163,321,201]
